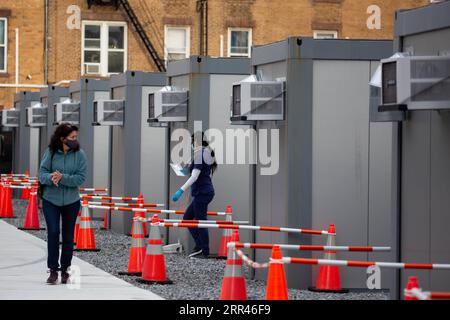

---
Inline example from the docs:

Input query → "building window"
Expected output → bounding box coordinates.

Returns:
[164,26,190,64]
[313,30,338,39]
[228,28,252,57]
[82,21,127,76]
[0,18,7,72]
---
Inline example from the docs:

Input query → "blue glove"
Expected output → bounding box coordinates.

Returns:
[172,189,184,202]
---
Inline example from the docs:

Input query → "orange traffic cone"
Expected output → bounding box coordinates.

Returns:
[220,230,247,300]
[218,205,233,258]
[74,198,100,251]
[21,171,30,200]
[18,187,44,230]
[309,224,348,293]
[404,276,421,300]
[137,214,172,284]
[0,181,4,216]
[119,214,146,276]
[127,194,147,237]
[0,182,16,219]
[21,186,30,200]
[266,245,288,300]
[100,209,109,230]
[74,210,81,244]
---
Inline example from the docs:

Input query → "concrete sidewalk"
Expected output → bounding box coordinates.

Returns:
[0,220,162,300]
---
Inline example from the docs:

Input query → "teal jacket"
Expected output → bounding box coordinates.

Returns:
[38,147,87,206]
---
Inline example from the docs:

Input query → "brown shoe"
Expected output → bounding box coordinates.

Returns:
[61,271,70,284]
[46,270,59,285]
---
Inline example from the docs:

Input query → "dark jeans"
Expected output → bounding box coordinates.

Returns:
[42,198,80,272]
[183,192,214,255]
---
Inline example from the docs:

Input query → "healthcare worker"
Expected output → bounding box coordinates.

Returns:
[172,132,217,258]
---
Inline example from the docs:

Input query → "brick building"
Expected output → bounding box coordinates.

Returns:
[0,0,430,109]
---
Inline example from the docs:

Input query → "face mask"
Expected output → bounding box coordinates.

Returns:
[65,139,79,150]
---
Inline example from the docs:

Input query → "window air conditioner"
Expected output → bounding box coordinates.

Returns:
[231,80,285,121]
[93,99,124,126]
[53,102,80,125]
[379,55,450,111]
[147,87,188,123]
[26,105,48,127]
[1,109,20,127]
[84,63,100,75]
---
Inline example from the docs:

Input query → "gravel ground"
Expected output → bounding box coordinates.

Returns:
[3,198,390,300]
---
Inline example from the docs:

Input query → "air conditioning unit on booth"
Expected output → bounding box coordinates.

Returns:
[93,99,124,126]
[147,87,188,123]
[26,105,48,127]
[231,78,285,121]
[379,55,450,111]
[53,102,80,125]
[1,109,20,127]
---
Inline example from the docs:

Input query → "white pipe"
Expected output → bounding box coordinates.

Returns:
[15,28,19,93]
[0,84,48,88]
[219,35,224,57]
[54,80,75,86]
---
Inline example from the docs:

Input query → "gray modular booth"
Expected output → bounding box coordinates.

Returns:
[68,78,111,191]
[93,71,167,234]
[1,106,20,175]
[374,1,450,298]
[148,56,252,254]
[15,91,40,177]
[229,37,397,292]
[34,85,70,160]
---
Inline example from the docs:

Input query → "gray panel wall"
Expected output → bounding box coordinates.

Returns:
[109,73,166,235]
[311,60,394,290]
[253,57,315,289]
[139,86,169,239]
[367,61,400,297]
[399,27,450,294]
[17,92,40,177]
[111,86,127,233]
[253,61,291,284]
[92,91,110,190]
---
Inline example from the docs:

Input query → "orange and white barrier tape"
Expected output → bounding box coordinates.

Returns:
[8,182,38,186]
[88,201,164,208]
[137,218,332,236]
[5,179,38,183]
[133,217,248,225]
[408,288,450,300]
[83,195,142,201]
[88,205,231,216]
[233,242,391,252]
[234,247,269,269]
[80,188,108,192]
[79,193,108,197]
[7,185,31,190]
[1,174,29,177]
[277,257,450,270]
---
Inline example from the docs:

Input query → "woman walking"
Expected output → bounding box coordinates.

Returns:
[38,123,87,284]
[172,132,217,258]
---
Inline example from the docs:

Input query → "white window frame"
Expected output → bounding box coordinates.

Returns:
[164,25,190,64]
[81,20,128,76]
[0,17,7,73]
[227,27,252,58]
[313,30,338,39]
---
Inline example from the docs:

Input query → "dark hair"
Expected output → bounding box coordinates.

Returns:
[191,132,218,174]
[48,123,79,152]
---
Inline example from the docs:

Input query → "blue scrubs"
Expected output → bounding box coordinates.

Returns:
[183,147,215,255]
